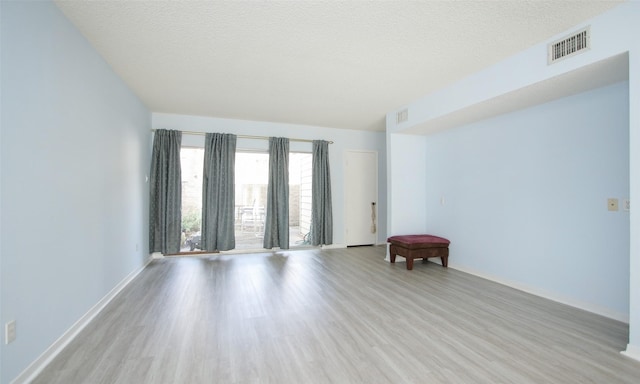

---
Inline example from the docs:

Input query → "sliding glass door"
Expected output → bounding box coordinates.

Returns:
[180,147,204,252]
[178,147,312,252]
[234,151,312,249]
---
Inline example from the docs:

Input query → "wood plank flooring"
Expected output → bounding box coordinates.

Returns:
[33,246,640,383]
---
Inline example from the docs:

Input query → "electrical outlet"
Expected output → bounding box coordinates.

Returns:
[5,320,16,344]
[623,199,630,211]
[608,198,619,211]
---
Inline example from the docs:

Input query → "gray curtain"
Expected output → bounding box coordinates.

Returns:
[149,129,182,254]
[263,137,289,249]
[201,133,237,251]
[311,140,333,245]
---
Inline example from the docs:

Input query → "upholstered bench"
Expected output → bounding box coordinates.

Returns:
[387,234,450,270]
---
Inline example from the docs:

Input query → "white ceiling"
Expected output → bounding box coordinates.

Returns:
[54,0,624,132]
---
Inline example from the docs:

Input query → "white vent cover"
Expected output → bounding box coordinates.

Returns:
[396,108,408,124]
[548,27,590,64]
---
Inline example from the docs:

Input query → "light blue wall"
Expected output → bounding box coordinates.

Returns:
[423,82,629,319]
[0,1,4,380]
[152,113,387,246]
[0,2,151,382]
[386,133,427,236]
[629,41,640,358]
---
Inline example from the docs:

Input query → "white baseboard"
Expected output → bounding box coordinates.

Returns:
[321,243,347,249]
[11,256,153,384]
[621,344,640,362]
[448,262,629,324]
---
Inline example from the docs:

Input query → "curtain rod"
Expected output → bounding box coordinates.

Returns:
[151,129,333,144]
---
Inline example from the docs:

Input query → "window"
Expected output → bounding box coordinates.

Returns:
[179,147,312,252]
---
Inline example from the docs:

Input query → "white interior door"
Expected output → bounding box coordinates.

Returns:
[345,151,378,246]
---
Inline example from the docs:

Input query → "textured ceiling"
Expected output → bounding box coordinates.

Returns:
[54,0,623,132]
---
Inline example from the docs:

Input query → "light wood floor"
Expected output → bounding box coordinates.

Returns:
[34,246,640,383]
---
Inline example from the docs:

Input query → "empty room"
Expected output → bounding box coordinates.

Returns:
[2,1,640,383]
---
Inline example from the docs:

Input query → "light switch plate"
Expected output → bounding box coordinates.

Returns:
[608,198,619,211]
[5,320,16,344]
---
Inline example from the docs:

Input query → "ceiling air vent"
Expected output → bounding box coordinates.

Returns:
[548,26,590,64]
[396,108,408,124]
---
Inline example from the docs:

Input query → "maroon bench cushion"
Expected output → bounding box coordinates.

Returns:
[387,234,450,249]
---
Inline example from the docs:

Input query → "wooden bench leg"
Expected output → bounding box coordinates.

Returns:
[441,256,448,267]
[390,253,396,263]
[406,257,414,270]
